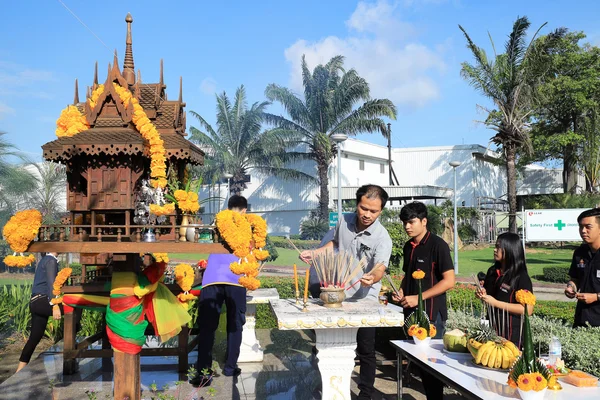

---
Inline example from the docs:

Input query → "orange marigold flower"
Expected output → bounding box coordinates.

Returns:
[414,327,428,340]
[530,373,547,391]
[515,289,536,306]
[412,269,425,280]
[238,276,260,291]
[407,324,418,336]
[517,374,534,391]
[174,190,188,202]
[429,325,437,337]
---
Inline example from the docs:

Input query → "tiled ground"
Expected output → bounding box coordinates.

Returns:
[0,329,464,399]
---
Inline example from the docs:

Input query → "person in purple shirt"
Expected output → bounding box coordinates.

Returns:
[190,195,248,387]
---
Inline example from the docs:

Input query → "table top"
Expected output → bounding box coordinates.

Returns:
[247,288,279,304]
[270,298,403,330]
[391,339,600,400]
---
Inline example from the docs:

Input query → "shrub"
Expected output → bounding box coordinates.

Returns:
[0,284,32,337]
[264,235,279,262]
[458,223,477,242]
[299,219,329,240]
[534,301,575,325]
[542,266,570,283]
[269,236,320,250]
[77,309,105,337]
[382,222,409,276]
[447,283,483,314]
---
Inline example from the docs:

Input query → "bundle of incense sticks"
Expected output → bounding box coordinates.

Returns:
[310,248,367,288]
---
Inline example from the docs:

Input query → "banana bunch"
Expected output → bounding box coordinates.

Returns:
[469,339,520,370]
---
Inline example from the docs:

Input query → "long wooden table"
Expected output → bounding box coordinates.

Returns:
[391,339,600,399]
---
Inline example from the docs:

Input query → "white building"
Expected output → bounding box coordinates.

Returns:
[199,139,584,235]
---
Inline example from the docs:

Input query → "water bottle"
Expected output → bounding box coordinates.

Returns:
[548,336,561,365]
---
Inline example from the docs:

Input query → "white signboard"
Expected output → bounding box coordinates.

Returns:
[525,209,587,242]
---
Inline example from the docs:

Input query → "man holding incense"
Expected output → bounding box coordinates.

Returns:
[300,184,392,400]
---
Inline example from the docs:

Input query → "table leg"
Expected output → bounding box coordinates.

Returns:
[238,303,263,362]
[315,328,358,400]
[397,350,403,399]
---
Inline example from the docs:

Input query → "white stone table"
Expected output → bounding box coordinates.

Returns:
[270,298,403,400]
[238,288,280,363]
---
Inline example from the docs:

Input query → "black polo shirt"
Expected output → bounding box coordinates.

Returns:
[568,244,600,327]
[483,265,533,346]
[402,231,453,321]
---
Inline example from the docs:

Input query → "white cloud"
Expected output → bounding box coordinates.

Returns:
[199,77,217,95]
[0,61,55,86]
[0,102,15,119]
[283,0,447,110]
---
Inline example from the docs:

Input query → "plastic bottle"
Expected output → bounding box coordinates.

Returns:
[548,336,562,365]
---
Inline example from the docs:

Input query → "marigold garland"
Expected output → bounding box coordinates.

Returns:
[152,253,169,263]
[88,84,105,108]
[245,214,268,248]
[149,203,175,216]
[515,289,536,306]
[175,263,197,302]
[3,254,36,268]
[3,209,43,252]
[56,105,89,137]
[215,210,252,258]
[51,268,72,305]
[238,276,260,291]
[113,83,167,189]
[412,269,425,280]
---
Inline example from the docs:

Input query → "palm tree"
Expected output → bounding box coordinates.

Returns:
[264,55,397,221]
[25,161,67,224]
[459,17,548,233]
[189,85,313,195]
[0,132,37,229]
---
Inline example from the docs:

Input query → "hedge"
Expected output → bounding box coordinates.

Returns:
[542,266,570,283]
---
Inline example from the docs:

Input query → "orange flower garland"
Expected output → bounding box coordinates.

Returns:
[3,254,36,268]
[51,268,72,305]
[171,190,200,214]
[2,209,42,268]
[515,289,536,306]
[88,84,105,108]
[245,214,268,248]
[175,263,197,303]
[215,210,252,258]
[412,269,425,280]
[113,83,167,189]
[149,203,175,216]
[56,105,89,137]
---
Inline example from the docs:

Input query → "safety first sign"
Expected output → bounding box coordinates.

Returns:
[525,209,587,242]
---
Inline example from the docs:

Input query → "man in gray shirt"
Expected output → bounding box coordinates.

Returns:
[300,184,392,400]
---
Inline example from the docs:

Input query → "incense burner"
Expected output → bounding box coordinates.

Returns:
[320,286,346,308]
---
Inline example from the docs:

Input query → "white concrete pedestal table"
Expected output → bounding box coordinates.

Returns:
[270,298,403,400]
[238,288,280,363]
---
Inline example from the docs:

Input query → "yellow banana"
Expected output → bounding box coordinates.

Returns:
[494,346,503,369]
[487,346,497,368]
[501,346,511,369]
[474,341,482,349]
[504,341,520,358]
[481,343,494,366]
[475,341,493,364]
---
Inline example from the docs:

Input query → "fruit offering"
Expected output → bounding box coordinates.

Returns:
[545,359,569,376]
[469,338,520,369]
[443,329,468,353]
[562,370,599,387]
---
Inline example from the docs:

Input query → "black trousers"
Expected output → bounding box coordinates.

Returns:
[20,297,57,363]
[418,312,446,400]
[356,327,377,398]
[196,285,246,375]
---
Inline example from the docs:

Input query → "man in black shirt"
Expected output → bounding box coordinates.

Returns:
[393,201,455,400]
[565,208,600,327]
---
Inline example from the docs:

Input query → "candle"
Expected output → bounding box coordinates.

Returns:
[294,264,299,295]
[304,268,310,301]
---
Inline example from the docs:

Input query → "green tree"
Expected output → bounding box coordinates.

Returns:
[26,161,67,224]
[459,17,548,233]
[264,55,397,221]
[189,85,313,194]
[0,132,37,229]
[529,30,600,193]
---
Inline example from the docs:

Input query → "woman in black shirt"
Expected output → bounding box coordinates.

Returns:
[476,233,533,347]
[16,252,62,372]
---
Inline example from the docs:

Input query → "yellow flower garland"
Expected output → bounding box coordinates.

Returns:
[175,263,197,303]
[215,210,252,258]
[113,83,167,189]
[3,254,36,268]
[172,190,200,213]
[2,210,42,267]
[88,84,105,108]
[149,203,175,216]
[56,105,89,137]
[245,214,268,248]
[51,268,72,305]
[152,253,169,263]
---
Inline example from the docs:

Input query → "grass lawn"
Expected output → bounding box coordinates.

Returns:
[173,246,573,279]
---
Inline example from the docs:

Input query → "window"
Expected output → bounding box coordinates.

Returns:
[380,163,385,174]
[359,159,365,170]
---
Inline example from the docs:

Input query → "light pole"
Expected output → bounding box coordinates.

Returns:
[223,173,233,210]
[331,133,348,222]
[449,161,461,274]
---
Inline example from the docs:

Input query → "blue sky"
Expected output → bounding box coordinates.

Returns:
[2,0,600,162]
